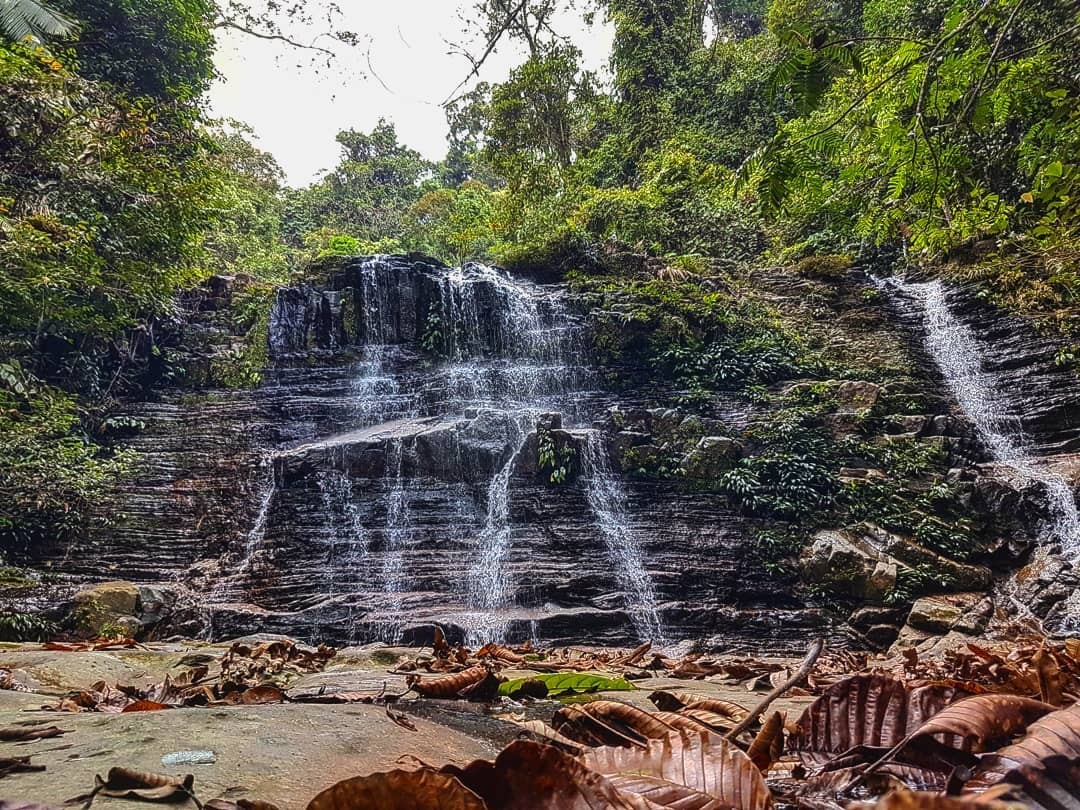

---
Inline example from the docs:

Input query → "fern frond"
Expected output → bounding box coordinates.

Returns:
[0,0,76,42]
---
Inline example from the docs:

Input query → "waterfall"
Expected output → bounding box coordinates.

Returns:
[210,257,665,645]
[209,459,277,604]
[582,431,665,642]
[462,416,531,645]
[380,438,412,641]
[317,467,369,596]
[884,277,1080,556]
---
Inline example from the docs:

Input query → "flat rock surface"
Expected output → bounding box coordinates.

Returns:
[0,643,810,809]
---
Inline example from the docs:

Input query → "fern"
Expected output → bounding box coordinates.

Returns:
[0,0,76,42]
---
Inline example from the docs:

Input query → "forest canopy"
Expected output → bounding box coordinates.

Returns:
[0,0,1077,545]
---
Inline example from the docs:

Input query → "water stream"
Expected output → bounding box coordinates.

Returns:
[885,277,1080,556]
[582,431,666,642]
[217,257,665,643]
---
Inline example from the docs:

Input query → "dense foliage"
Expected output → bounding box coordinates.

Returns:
[1,0,1076,580]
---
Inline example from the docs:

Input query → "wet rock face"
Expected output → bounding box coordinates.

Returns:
[12,256,828,653]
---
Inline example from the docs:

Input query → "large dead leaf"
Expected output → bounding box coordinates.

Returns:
[445,740,653,809]
[995,755,1080,810]
[407,666,500,700]
[553,701,680,747]
[966,702,1080,789]
[72,768,197,806]
[607,774,727,809]
[648,693,750,722]
[582,728,773,810]
[788,675,970,766]
[747,712,785,773]
[903,694,1054,753]
[307,770,485,810]
[0,726,67,741]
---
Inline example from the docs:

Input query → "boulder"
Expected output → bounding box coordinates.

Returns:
[857,523,993,590]
[679,436,741,480]
[906,593,992,634]
[835,381,884,413]
[800,530,898,602]
[72,581,140,636]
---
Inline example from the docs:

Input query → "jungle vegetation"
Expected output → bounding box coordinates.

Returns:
[0,0,1076,546]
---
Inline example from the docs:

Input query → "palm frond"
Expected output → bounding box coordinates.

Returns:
[0,0,77,43]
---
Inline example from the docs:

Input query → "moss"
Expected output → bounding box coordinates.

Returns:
[0,567,35,589]
[209,283,274,388]
[793,254,853,279]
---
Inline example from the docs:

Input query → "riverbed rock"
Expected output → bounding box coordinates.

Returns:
[906,593,992,634]
[72,581,141,636]
[679,436,741,480]
[800,530,897,602]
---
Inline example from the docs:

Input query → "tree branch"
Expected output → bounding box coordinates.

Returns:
[214,20,336,57]
[724,637,824,742]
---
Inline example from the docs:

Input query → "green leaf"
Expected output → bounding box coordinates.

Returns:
[497,673,637,697]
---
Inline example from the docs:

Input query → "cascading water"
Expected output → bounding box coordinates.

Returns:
[462,416,530,645]
[213,256,666,644]
[582,431,665,642]
[884,278,1080,555]
[380,438,412,640]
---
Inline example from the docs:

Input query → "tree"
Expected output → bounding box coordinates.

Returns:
[0,0,75,42]
[282,120,434,252]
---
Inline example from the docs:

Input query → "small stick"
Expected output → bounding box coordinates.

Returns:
[724,637,824,741]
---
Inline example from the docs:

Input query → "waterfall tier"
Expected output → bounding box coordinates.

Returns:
[26,256,821,650]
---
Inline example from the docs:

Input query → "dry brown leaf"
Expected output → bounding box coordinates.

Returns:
[72,767,196,806]
[788,674,970,766]
[120,700,171,713]
[904,694,1054,753]
[859,784,1026,809]
[748,712,784,773]
[407,666,499,700]
[966,702,1080,788]
[0,756,45,779]
[554,700,679,747]
[607,774,727,809]
[240,686,286,705]
[0,726,67,742]
[203,800,282,810]
[583,728,773,810]
[446,739,653,809]
[307,769,484,810]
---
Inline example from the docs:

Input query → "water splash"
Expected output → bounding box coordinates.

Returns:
[380,438,411,641]
[462,415,531,645]
[884,277,1080,556]
[582,431,665,642]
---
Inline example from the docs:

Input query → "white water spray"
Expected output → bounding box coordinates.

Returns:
[582,431,665,642]
[887,278,1080,556]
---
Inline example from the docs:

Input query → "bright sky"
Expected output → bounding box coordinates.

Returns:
[209,2,613,188]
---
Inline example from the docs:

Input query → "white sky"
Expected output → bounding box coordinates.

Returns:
[209,2,613,188]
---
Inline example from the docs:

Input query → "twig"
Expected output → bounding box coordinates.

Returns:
[724,637,824,741]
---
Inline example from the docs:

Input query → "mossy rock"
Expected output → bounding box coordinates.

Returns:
[794,254,853,280]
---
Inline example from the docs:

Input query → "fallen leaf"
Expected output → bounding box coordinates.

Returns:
[0,756,45,779]
[583,728,773,810]
[499,673,634,698]
[307,770,484,810]
[385,705,418,732]
[407,666,500,700]
[0,726,67,741]
[445,739,652,809]
[966,702,1080,788]
[554,700,680,747]
[121,701,171,713]
[748,712,784,772]
[240,686,286,705]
